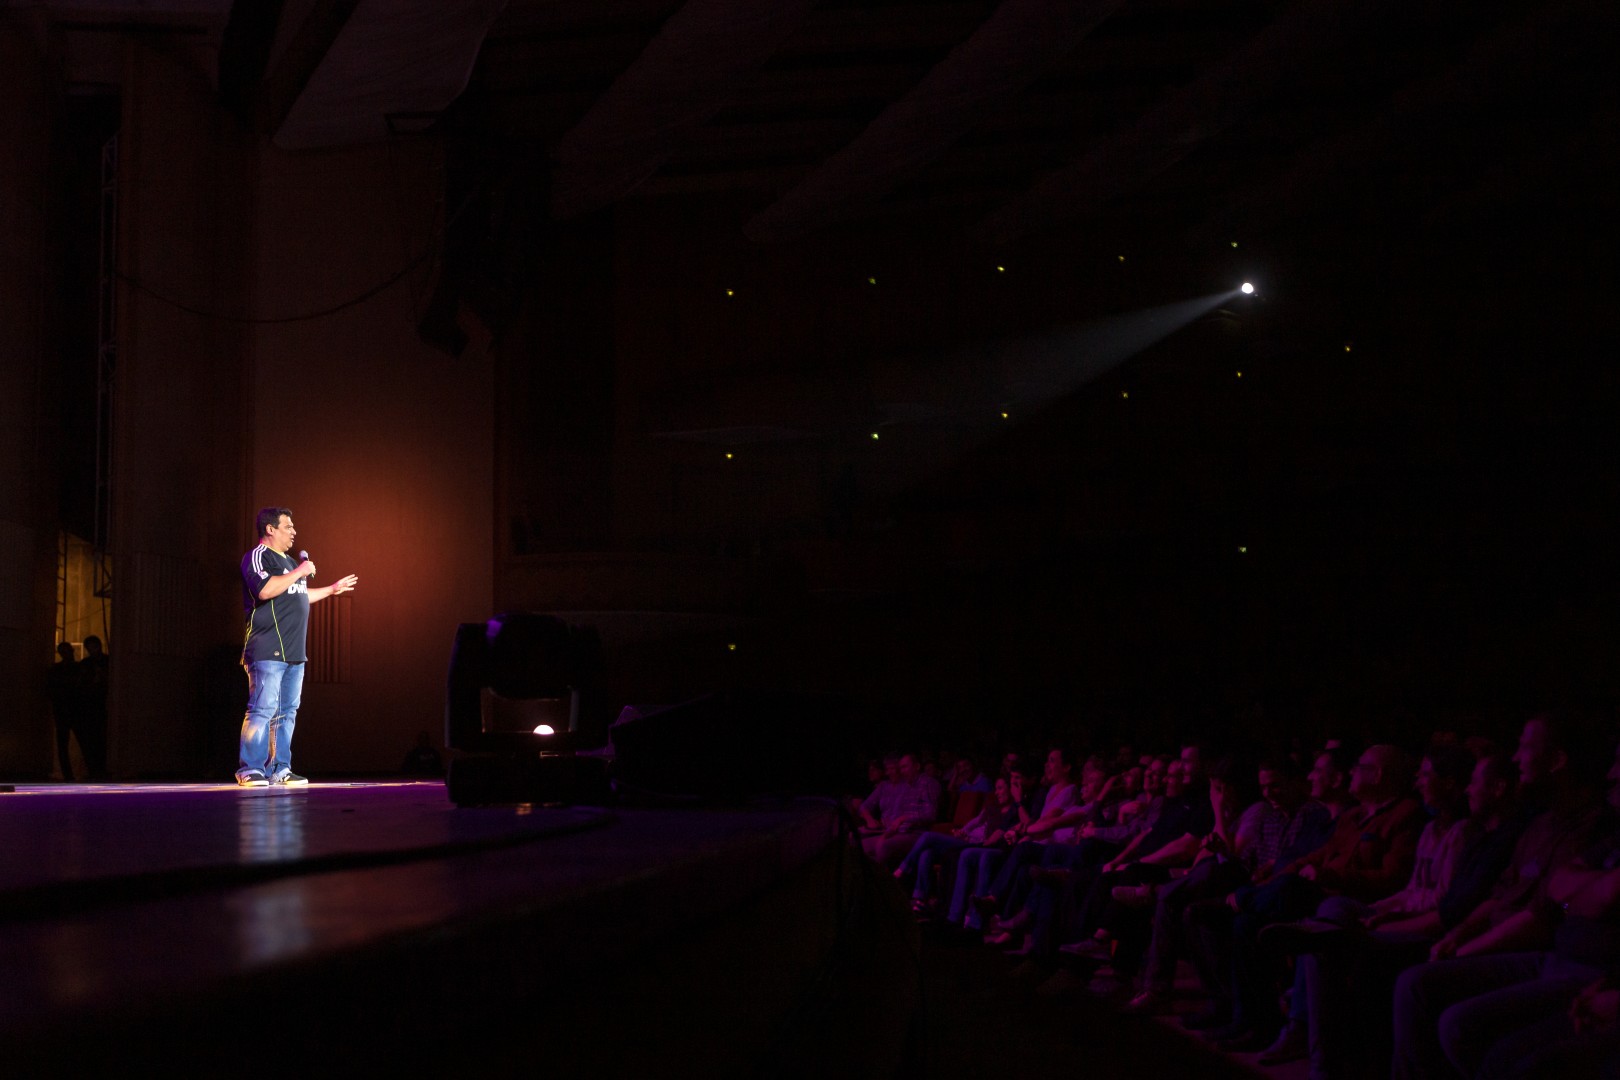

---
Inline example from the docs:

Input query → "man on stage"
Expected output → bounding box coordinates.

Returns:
[237,507,358,787]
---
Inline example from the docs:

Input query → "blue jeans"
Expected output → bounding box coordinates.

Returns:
[1392,951,1603,1080]
[238,660,305,780]
[898,833,976,900]
[952,846,1009,928]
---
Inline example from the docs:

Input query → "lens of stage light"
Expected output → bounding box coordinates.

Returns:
[1240,282,1255,294]
[533,725,556,736]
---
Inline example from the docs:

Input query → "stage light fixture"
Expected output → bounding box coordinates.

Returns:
[1238,546,1248,554]
[444,613,612,806]
[996,265,1006,273]
[1120,391,1130,400]
[867,276,877,285]
[725,452,734,460]
[1236,371,1244,378]
[725,289,735,297]
[1240,282,1255,295]
[1230,241,1239,248]
[1000,411,1009,419]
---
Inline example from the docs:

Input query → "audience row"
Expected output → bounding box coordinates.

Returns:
[852,715,1620,1079]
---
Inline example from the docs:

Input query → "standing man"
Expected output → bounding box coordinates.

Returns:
[237,507,357,787]
[48,641,82,780]
[76,635,110,779]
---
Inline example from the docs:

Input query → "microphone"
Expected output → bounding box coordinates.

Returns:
[298,549,314,577]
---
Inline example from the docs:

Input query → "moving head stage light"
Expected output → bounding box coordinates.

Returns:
[444,612,611,806]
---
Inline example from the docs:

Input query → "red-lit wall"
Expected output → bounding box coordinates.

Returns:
[242,139,493,773]
[107,41,491,776]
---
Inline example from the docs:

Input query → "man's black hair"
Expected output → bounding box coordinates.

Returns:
[254,506,292,539]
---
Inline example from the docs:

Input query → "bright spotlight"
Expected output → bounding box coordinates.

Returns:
[533,724,556,736]
[1240,282,1255,295]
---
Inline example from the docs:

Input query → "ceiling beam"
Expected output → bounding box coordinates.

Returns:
[246,0,359,136]
[1191,0,1619,247]
[549,0,822,220]
[744,0,1124,243]
[971,0,1395,246]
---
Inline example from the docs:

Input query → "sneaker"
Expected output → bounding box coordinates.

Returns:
[1110,883,1156,907]
[270,771,310,786]
[236,771,269,787]
[1057,938,1113,962]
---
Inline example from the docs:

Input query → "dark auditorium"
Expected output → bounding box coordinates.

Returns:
[2,1,1618,1077]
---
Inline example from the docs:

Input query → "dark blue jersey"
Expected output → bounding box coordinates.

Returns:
[241,544,309,664]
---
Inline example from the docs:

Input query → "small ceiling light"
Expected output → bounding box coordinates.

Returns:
[725,452,734,460]
[1230,241,1239,249]
[1236,371,1244,378]
[871,432,881,440]
[725,288,735,297]
[1117,255,1125,263]
[1120,391,1130,400]
[533,724,555,736]
[1000,410,1010,419]
[1237,547,1248,554]
[1344,343,1353,352]
[1240,282,1255,295]
[867,276,877,285]
[727,643,737,652]
[995,265,1006,273]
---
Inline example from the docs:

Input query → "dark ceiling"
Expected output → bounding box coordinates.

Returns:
[70,0,1582,265]
[458,0,1616,256]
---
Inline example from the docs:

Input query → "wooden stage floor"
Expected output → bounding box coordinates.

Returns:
[0,781,913,1077]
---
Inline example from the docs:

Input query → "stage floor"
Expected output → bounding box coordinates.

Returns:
[0,781,890,1076]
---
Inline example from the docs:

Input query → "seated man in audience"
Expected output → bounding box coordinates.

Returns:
[858,751,943,867]
[1261,744,1482,1073]
[1178,746,1352,1032]
[853,753,900,824]
[1209,743,1424,1050]
[1128,755,1332,1014]
[1078,756,1255,986]
[1393,718,1619,1079]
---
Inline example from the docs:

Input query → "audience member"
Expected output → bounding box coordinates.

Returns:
[48,642,82,781]
[859,752,943,867]
[896,775,1018,913]
[1211,744,1423,1050]
[1393,716,1618,1078]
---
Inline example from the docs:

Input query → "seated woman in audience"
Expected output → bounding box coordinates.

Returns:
[964,747,1081,924]
[950,766,1035,930]
[895,774,1019,915]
